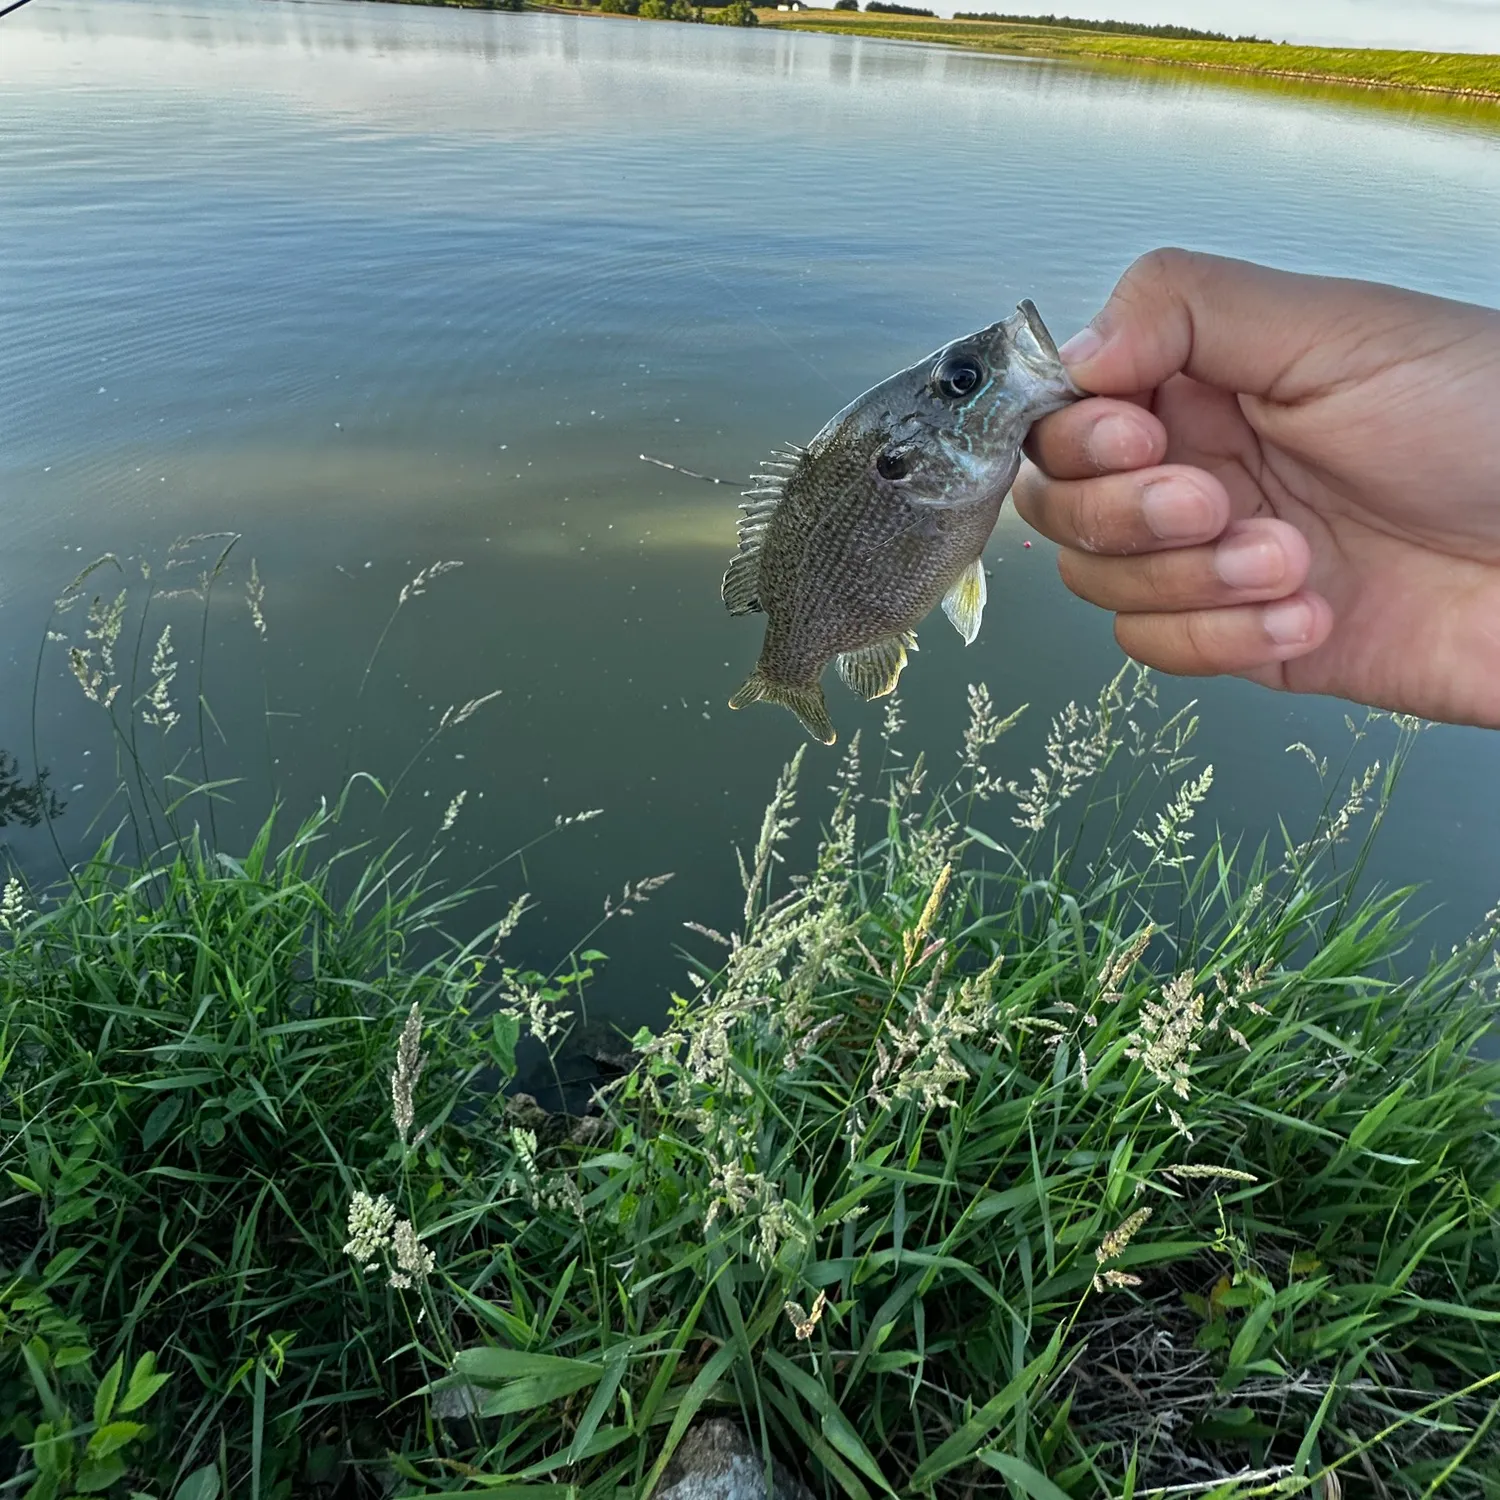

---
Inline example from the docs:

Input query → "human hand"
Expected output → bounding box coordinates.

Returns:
[1013,249,1500,727]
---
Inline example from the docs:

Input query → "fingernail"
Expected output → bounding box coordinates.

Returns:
[1058,323,1104,366]
[1086,413,1152,470]
[1263,598,1314,646]
[1141,477,1212,541]
[1214,532,1286,590]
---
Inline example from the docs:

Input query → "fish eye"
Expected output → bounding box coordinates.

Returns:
[933,355,984,400]
[876,449,910,482]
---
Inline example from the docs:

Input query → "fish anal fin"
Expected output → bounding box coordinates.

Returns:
[721,549,761,615]
[728,670,835,745]
[836,632,913,701]
[942,558,987,646]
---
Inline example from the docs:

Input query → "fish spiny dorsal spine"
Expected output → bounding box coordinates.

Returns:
[721,446,805,618]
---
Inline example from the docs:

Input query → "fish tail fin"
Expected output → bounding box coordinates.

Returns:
[728,669,836,745]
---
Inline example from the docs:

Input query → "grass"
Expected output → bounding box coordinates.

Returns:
[350,0,1500,104]
[2,554,1499,1497]
[753,12,1500,102]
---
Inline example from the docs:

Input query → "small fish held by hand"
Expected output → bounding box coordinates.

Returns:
[722,301,1081,744]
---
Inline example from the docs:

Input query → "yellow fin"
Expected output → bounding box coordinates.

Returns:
[835,633,913,701]
[941,558,987,646]
[728,670,835,744]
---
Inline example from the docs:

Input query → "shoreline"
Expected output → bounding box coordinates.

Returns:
[355,0,1500,105]
[1060,45,1500,102]
[755,13,1500,103]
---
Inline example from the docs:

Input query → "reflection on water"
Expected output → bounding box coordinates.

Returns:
[2,0,1500,1026]
[0,753,64,833]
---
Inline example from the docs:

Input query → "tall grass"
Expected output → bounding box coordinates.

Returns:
[1,549,1497,1497]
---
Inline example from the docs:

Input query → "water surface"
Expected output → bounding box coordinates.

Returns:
[3,0,1500,1032]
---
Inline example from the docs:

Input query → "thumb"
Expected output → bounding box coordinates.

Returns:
[1058,248,1402,400]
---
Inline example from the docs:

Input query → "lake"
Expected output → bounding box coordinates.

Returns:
[3,0,1500,1041]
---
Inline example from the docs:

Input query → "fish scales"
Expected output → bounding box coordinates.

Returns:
[723,300,1081,744]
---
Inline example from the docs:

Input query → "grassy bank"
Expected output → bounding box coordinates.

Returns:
[755,12,1500,102]
[347,0,1500,103]
[3,554,1499,1499]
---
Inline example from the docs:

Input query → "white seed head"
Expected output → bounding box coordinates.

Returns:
[390,1004,427,1147]
[343,1191,396,1263]
[391,1218,435,1285]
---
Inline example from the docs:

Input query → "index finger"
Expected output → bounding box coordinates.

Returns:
[1024,396,1167,481]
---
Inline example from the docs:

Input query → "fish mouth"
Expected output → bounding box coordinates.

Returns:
[1005,300,1087,405]
[1015,299,1062,361]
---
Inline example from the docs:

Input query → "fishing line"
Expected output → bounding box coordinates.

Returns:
[689,249,843,396]
[639,453,741,486]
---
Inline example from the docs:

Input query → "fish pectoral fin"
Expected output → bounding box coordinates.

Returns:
[941,558,987,646]
[728,670,836,745]
[836,632,914,702]
[721,549,762,615]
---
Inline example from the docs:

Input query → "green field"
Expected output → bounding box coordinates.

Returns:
[757,10,1500,100]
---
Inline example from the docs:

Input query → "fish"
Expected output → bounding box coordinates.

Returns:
[721,300,1082,744]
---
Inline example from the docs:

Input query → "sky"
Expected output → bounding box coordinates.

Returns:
[930,0,1500,51]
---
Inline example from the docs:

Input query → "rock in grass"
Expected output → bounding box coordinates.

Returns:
[657,1420,813,1500]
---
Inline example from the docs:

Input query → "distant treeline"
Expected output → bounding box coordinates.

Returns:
[951,12,1266,41]
[865,2,936,13]
[579,0,759,19]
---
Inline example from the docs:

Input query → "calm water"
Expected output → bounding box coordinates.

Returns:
[3,0,1500,1035]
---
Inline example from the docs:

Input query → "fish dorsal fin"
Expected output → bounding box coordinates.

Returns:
[836,631,916,701]
[721,447,800,617]
[942,558,987,645]
[728,668,835,744]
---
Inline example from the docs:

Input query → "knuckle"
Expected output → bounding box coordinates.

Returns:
[1178,610,1221,671]
[1072,490,1116,554]
[1056,548,1092,599]
[1112,248,1200,342]
[1136,550,1183,608]
[1113,613,1161,670]
[1128,246,1195,293]
[1117,609,1217,677]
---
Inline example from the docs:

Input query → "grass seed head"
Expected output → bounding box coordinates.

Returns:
[0,878,31,934]
[398,559,463,606]
[390,1219,435,1288]
[246,558,267,638]
[391,1003,427,1147]
[140,625,179,732]
[343,1190,396,1266]
[440,790,467,833]
[1126,971,1204,1100]
[1096,1206,1152,1266]
[784,1290,827,1340]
